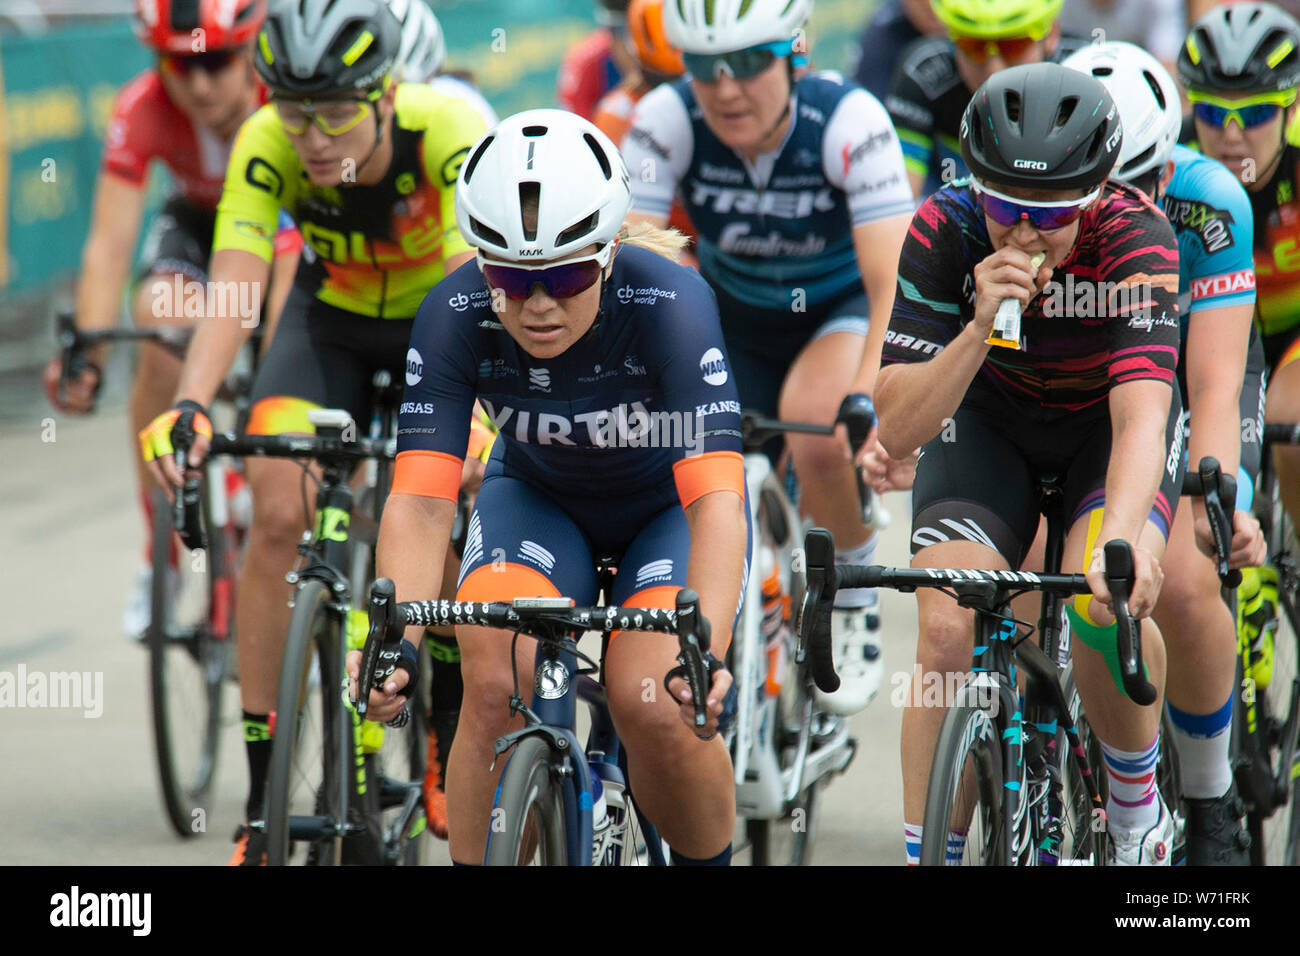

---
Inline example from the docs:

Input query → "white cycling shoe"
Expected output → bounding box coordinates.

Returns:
[122,564,182,642]
[814,600,883,716]
[1107,797,1174,866]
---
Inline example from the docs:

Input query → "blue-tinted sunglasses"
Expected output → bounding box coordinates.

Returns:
[682,39,795,82]
[972,180,1101,231]
[1188,89,1297,130]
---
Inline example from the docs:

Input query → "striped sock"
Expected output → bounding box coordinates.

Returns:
[946,827,968,865]
[1167,697,1233,799]
[1100,736,1160,833]
[834,535,878,609]
[904,822,923,865]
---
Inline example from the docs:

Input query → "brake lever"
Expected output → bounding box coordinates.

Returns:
[356,578,403,716]
[669,588,713,735]
[1103,539,1157,706]
[837,394,876,526]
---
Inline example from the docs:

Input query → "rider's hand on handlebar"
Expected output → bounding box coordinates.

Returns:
[43,355,101,414]
[1083,543,1163,623]
[667,664,732,739]
[1194,508,1266,570]
[859,441,917,493]
[345,648,413,724]
[139,402,213,494]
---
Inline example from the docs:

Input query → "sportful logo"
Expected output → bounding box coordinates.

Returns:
[699,348,728,386]
[529,367,551,391]
[406,348,423,386]
[518,540,556,572]
[635,559,674,589]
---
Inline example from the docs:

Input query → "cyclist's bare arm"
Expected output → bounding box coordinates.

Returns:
[172,248,268,408]
[1185,302,1262,564]
[259,247,298,350]
[44,172,147,411]
[875,320,988,456]
[356,491,457,720]
[847,213,910,398]
[1090,378,1173,618]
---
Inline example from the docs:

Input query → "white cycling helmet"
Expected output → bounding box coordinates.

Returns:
[663,0,812,54]
[388,0,446,81]
[1063,41,1181,186]
[455,109,631,262]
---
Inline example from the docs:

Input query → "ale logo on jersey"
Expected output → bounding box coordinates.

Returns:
[406,348,423,386]
[699,348,728,386]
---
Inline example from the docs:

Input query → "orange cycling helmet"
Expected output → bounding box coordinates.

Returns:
[135,0,267,54]
[628,0,684,78]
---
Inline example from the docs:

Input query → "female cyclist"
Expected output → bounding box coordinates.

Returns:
[622,0,914,716]
[351,109,749,865]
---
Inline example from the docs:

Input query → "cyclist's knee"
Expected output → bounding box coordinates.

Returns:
[916,602,976,675]
[457,650,518,737]
[245,461,312,550]
[608,690,685,759]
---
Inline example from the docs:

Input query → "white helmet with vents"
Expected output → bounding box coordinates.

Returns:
[1063,41,1181,185]
[663,0,813,54]
[388,0,446,81]
[455,109,631,262]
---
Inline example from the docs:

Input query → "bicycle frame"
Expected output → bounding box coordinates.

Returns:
[485,633,668,866]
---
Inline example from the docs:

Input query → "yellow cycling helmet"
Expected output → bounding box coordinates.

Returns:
[931,0,1064,40]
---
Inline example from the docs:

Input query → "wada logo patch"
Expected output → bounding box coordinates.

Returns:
[406,348,423,386]
[699,348,728,386]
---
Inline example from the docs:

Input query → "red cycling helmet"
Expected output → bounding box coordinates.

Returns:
[135,0,267,54]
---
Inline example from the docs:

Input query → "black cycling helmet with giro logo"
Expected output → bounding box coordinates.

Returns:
[255,0,401,97]
[1178,2,1300,95]
[960,62,1121,193]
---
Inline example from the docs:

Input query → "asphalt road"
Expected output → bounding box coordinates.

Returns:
[0,407,918,866]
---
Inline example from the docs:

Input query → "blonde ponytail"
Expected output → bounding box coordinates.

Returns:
[617,220,690,263]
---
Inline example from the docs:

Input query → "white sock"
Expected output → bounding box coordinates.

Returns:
[1100,736,1160,833]
[904,822,922,865]
[1167,697,1233,800]
[834,535,878,609]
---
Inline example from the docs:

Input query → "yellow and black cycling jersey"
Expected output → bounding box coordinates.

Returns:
[214,82,486,319]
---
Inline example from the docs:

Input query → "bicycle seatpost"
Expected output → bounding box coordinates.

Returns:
[1103,540,1157,706]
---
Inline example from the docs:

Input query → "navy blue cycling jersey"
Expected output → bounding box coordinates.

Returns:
[623,71,913,311]
[392,244,746,512]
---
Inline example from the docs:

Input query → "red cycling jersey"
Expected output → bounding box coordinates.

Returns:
[557,29,620,120]
[102,70,265,211]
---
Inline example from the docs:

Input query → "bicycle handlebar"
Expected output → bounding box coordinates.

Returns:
[1263,424,1300,446]
[798,527,1157,706]
[355,580,718,735]
[1180,456,1241,589]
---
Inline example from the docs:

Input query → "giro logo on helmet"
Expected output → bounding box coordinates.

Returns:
[1013,159,1048,171]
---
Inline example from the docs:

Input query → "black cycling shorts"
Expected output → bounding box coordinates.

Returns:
[135,195,214,287]
[910,386,1185,567]
[246,285,412,436]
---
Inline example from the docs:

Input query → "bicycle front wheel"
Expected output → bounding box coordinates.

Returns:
[484,736,569,865]
[920,704,1005,865]
[265,581,343,865]
[1258,559,1300,866]
[148,488,227,838]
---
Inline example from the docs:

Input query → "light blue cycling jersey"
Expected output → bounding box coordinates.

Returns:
[622,71,913,311]
[1161,144,1257,327]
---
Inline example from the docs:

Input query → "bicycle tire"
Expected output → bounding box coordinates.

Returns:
[484,736,569,866]
[265,580,343,865]
[148,487,226,838]
[920,703,1005,865]
[1255,540,1300,865]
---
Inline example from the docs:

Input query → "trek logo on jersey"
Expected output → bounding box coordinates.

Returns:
[842,130,894,175]
[405,348,423,386]
[1191,268,1255,301]
[529,367,551,392]
[1162,198,1236,254]
[700,348,728,386]
[689,183,836,218]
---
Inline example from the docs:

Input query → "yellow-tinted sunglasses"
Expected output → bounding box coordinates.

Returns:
[1188,89,1299,129]
[273,86,384,137]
